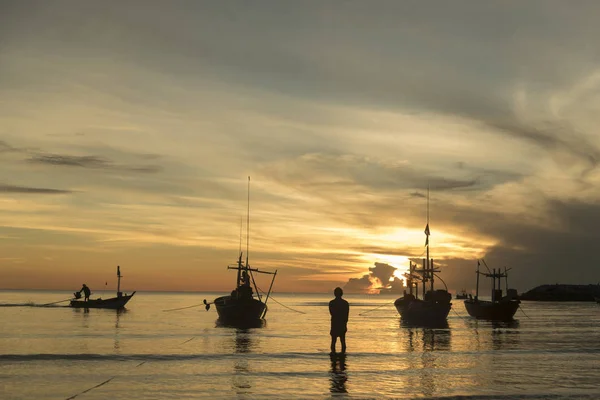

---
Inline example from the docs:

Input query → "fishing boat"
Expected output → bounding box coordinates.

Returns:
[204,177,277,325]
[394,191,452,324]
[205,251,276,324]
[464,260,520,321]
[456,289,468,299]
[70,266,136,309]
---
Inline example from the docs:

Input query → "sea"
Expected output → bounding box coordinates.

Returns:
[1,290,600,400]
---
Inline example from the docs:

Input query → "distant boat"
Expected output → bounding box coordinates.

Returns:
[204,177,277,325]
[70,266,135,309]
[456,289,468,299]
[464,259,520,321]
[394,189,452,325]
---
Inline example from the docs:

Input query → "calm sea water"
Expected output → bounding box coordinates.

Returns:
[2,290,600,399]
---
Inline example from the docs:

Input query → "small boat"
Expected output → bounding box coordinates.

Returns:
[464,259,520,321]
[394,190,452,325]
[204,177,277,325]
[456,289,468,299]
[70,266,136,309]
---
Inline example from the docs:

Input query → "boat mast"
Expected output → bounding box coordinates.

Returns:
[245,176,262,301]
[117,265,122,297]
[237,216,243,287]
[475,260,480,300]
[426,186,433,292]
[492,268,497,302]
[246,176,250,273]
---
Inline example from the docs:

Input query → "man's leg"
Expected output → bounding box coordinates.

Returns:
[330,335,337,354]
[340,333,346,354]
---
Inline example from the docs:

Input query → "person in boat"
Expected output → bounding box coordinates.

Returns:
[242,270,250,286]
[329,287,349,354]
[78,284,91,302]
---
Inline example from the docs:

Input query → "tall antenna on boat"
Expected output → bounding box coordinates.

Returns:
[239,216,243,255]
[427,185,433,292]
[246,176,250,269]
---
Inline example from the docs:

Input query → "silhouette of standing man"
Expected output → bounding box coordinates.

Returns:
[329,287,349,354]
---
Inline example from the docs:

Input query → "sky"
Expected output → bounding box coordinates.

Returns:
[2,1,600,294]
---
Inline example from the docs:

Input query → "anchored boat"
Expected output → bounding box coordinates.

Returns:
[205,251,276,324]
[394,190,452,325]
[204,177,277,325]
[464,259,520,321]
[70,266,135,309]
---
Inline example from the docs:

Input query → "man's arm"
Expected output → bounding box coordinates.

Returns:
[344,301,350,322]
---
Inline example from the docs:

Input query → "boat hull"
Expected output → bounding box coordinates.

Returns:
[395,297,451,324]
[214,295,266,323]
[464,299,519,321]
[70,292,136,310]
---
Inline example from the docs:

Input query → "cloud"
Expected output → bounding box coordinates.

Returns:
[0,184,72,194]
[344,262,404,294]
[28,153,162,173]
[0,140,29,155]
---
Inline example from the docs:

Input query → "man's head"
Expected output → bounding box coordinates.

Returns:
[334,287,343,298]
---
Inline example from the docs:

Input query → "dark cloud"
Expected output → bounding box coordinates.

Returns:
[28,153,162,173]
[344,262,404,294]
[344,274,372,293]
[0,140,24,154]
[0,183,72,194]
[487,121,600,175]
[421,198,600,293]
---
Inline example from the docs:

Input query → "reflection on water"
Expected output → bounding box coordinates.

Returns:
[491,320,520,351]
[329,353,348,394]
[402,321,451,353]
[215,318,266,329]
[227,327,260,396]
[467,319,521,351]
[401,321,452,398]
[114,309,126,351]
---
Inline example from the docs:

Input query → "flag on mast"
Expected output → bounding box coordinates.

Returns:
[424,223,430,246]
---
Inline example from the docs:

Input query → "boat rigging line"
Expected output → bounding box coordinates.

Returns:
[65,377,115,400]
[451,307,466,319]
[433,273,449,291]
[40,299,72,306]
[162,303,205,312]
[256,286,306,314]
[518,305,531,318]
[358,299,395,316]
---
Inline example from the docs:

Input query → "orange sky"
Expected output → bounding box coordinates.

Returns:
[2,2,600,293]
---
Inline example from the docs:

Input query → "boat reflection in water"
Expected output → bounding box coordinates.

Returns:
[469,319,521,352]
[403,321,451,352]
[329,353,348,394]
[215,318,266,330]
[402,321,452,398]
[114,308,126,352]
[230,327,259,396]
